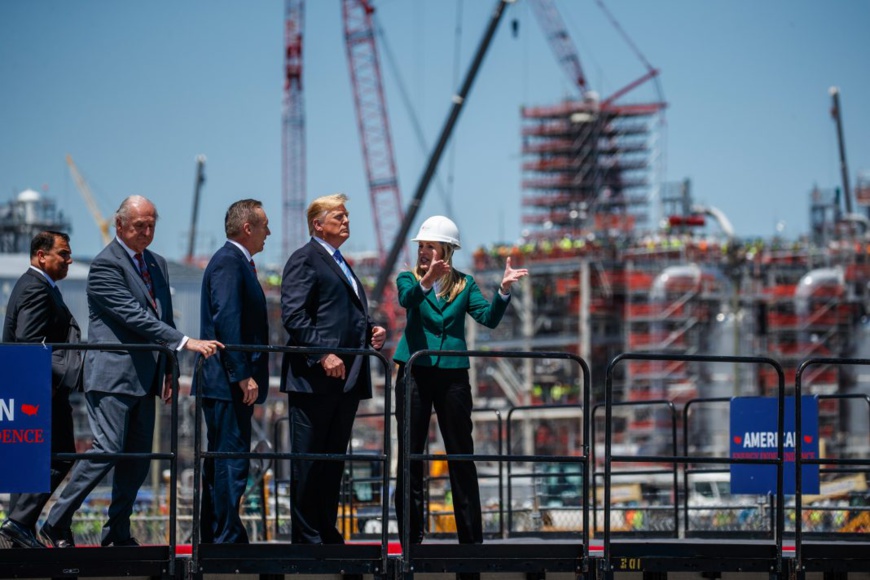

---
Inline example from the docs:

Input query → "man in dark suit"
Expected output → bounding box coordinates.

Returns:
[281,193,386,544]
[195,199,271,543]
[0,231,82,549]
[41,195,222,548]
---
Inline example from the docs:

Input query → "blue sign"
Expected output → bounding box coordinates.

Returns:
[0,345,52,493]
[730,396,819,495]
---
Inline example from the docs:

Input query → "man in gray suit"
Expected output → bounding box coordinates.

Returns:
[41,196,222,548]
[0,231,82,549]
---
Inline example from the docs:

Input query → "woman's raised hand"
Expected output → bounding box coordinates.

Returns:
[500,256,529,293]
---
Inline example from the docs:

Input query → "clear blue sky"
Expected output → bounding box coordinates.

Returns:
[1,0,868,270]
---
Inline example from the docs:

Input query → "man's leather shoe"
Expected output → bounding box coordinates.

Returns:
[101,536,140,547]
[0,519,46,548]
[39,523,74,549]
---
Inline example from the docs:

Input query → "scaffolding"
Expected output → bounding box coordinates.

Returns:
[473,173,870,461]
[520,96,663,241]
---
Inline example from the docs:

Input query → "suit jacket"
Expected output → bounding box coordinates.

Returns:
[393,270,509,369]
[194,241,269,403]
[84,239,184,397]
[3,268,83,392]
[280,238,374,398]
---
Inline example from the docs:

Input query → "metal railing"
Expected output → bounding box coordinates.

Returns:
[592,398,679,537]
[190,345,392,576]
[795,357,870,574]
[0,342,181,578]
[8,343,870,577]
[506,403,583,536]
[403,349,591,576]
[602,353,787,577]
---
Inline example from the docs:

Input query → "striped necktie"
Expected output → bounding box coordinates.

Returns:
[134,252,156,303]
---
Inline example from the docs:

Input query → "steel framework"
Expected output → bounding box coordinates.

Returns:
[282,0,307,257]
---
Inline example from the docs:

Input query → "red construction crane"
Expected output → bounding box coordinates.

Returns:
[282,0,307,258]
[341,0,407,267]
[341,0,408,330]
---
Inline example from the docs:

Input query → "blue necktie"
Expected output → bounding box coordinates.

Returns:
[333,250,356,287]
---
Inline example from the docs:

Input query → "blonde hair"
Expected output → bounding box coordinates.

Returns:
[413,242,466,302]
[307,193,348,236]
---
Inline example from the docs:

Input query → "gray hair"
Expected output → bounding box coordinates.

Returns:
[114,195,158,225]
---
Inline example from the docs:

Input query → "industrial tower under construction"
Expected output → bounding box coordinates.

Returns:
[470,83,870,463]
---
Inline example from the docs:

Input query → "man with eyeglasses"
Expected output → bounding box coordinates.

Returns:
[0,231,82,549]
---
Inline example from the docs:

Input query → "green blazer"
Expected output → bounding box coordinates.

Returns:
[393,270,509,369]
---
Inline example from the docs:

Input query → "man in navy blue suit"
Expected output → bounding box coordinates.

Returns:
[280,193,386,544]
[195,199,271,543]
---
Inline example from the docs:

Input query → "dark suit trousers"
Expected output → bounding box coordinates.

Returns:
[395,365,483,545]
[8,390,75,530]
[201,396,254,544]
[46,391,155,544]
[287,390,360,544]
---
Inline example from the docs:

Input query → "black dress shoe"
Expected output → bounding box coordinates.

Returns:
[321,529,345,544]
[101,536,140,547]
[0,519,46,548]
[39,523,74,549]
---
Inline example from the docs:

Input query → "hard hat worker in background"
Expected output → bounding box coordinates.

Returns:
[392,215,528,576]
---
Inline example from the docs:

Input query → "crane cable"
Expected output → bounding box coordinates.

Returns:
[371,5,461,221]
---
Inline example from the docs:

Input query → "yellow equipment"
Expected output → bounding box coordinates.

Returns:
[65,154,111,245]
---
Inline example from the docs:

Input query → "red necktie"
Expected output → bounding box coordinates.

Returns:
[134,253,156,303]
[250,259,257,275]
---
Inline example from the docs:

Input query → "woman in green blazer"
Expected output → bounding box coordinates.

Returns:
[393,216,528,550]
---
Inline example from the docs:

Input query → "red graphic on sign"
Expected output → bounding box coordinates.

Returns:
[804,435,813,444]
[733,436,742,444]
[20,404,39,416]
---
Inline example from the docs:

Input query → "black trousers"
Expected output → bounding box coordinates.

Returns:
[287,390,360,544]
[395,364,483,545]
[8,390,75,530]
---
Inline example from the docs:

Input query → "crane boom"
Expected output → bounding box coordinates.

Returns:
[830,86,853,214]
[65,154,111,245]
[529,0,587,94]
[186,155,206,264]
[371,0,511,306]
[342,0,407,268]
[342,0,408,330]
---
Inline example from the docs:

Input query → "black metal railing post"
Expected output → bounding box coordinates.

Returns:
[41,342,180,576]
[794,357,870,576]
[403,349,591,576]
[601,353,786,578]
[190,344,391,576]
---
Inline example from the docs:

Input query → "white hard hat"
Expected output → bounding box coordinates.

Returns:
[411,215,461,249]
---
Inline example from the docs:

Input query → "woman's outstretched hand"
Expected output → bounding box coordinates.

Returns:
[500,256,529,293]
